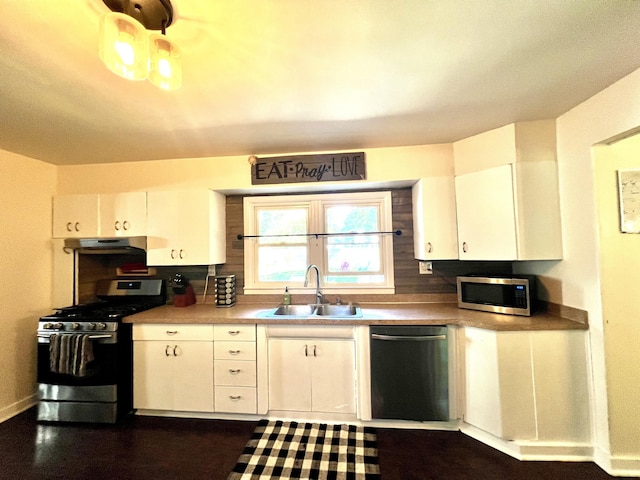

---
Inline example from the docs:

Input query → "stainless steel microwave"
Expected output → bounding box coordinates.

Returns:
[457,275,536,316]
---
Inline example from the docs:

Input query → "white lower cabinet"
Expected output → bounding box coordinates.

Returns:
[214,324,258,414]
[268,338,356,414]
[462,326,589,442]
[133,325,214,412]
[133,324,259,415]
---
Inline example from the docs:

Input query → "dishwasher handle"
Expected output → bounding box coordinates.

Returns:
[371,333,446,341]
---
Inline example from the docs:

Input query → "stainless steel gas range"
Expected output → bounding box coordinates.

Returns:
[37,278,165,423]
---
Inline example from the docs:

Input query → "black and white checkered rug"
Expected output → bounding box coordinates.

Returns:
[227,419,381,480]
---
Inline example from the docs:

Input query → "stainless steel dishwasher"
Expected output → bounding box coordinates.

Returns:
[370,325,449,421]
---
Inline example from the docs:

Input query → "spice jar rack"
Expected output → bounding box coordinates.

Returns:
[215,275,236,307]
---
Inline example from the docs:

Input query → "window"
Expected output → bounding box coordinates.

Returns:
[243,191,394,294]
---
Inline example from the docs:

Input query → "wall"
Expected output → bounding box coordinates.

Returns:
[0,150,56,421]
[521,68,640,474]
[55,144,453,194]
[594,137,640,458]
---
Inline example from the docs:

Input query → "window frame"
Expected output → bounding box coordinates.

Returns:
[243,191,395,295]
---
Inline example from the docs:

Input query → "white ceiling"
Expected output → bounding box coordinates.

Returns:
[2,1,640,166]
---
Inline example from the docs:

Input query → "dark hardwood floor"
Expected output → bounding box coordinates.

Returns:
[0,408,626,480]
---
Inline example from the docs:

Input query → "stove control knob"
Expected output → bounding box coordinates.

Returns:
[96,323,107,330]
[43,323,53,330]
[87,323,96,330]
[53,323,63,330]
[71,323,81,331]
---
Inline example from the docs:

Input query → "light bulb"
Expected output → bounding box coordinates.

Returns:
[148,33,182,90]
[99,12,149,81]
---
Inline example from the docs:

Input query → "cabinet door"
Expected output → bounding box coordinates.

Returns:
[310,340,356,414]
[147,189,225,266]
[455,164,518,260]
[173,341,214,412]
[133,340,214,412]
[133,341,175,410]
[463,327,536,440]
[99,192,147,237]
[412,177,458,260]
[268,339,311,411]
[52,194,100,238]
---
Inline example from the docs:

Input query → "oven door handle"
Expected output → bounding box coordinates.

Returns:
[37,334,113,339]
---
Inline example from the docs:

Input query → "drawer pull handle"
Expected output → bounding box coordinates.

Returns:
[165,345,171,356]
[229,350,241,355]
[166,330,178,335]
[228,369,241,374]
[228,330,240,336]
[229,395,242,400]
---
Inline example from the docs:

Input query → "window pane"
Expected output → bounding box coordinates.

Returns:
[258,208,307,244]
[327,239,380,273]
[326,274,385,284]
[326,205,378,233]
[258,246,307,282]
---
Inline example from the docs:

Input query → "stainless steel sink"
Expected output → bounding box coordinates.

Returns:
[271,304,317,316]
[264,303,362,319]
[314,304,359,317]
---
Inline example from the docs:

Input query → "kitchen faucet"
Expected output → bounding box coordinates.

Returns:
[304,264,325,305]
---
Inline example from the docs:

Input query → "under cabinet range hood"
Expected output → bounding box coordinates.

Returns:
[64,237,147,254]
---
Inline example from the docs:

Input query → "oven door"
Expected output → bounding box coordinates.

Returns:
[36,331,128,423]
[37,332,120,386]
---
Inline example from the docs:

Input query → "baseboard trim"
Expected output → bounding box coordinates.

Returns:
[593,445,640,478]
[0,394,37,423]
[460,423,593,462]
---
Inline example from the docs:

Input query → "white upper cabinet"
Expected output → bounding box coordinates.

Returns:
[146,189,226,266]
[53,192,146,239]
[412,177,458,260]
[99,192,147,237]
[52,194,100,238]
[453,120,562,261]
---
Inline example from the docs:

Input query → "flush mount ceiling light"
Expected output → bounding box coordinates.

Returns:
[99,0,181,90]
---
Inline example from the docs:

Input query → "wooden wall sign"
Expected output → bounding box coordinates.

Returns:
[250,152,366,185]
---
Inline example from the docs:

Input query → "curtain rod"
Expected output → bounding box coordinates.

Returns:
[237,230,402,240]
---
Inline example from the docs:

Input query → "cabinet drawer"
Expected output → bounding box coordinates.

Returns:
[215,341,256,361]
[215,360,256,387]
[215,387,257,414]
[133,324,214,341]
[213,324,256,341]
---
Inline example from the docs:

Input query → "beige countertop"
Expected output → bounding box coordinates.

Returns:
[123,301,588,331]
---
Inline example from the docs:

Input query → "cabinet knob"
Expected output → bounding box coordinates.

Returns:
[74,222,80,232]
[170,249,176,259]
[123,220,130,230]
[66,222,73,232]
[179,249,184,259]
[115,221,121,231]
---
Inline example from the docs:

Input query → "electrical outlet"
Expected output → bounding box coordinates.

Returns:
[419,261,432,275]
